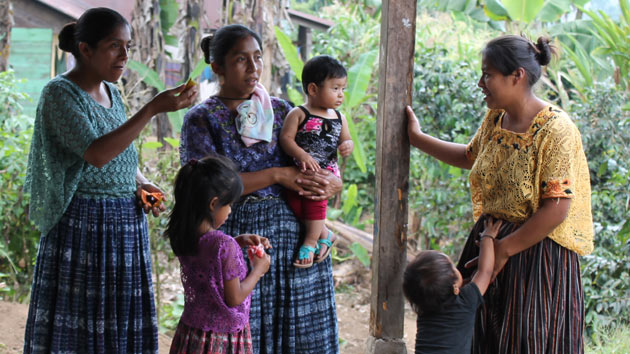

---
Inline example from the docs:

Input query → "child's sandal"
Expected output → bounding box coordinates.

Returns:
[315,230,338,263]
[293,244,318,268]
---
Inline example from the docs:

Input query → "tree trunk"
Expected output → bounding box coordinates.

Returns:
[126,0,172,144]
[183,0,202,80]
[0,0,13,72]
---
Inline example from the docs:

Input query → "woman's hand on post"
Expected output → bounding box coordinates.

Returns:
[406,106,423,145]
[148,83,199,115]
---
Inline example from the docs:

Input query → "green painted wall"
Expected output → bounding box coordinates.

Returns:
[8,28,53,117]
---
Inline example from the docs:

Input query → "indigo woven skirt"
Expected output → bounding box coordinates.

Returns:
[457,215,585,354]
[24,196,158,353]
[221,197,339,354]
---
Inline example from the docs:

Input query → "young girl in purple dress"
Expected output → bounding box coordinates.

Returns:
[165,155,271,354]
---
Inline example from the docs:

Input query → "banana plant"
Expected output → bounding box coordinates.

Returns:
[160,0,179,48]
[424,0,592,29]
[578,0,630,90]
[126,59,206,132]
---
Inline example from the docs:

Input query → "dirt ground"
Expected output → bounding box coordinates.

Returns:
[0,259,417,354]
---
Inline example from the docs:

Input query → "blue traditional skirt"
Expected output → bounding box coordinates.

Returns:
[23,196,158,353]
[221,197,339,354]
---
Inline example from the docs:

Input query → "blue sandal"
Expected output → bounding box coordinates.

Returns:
[315,230,337,263]
[293,244,318,268]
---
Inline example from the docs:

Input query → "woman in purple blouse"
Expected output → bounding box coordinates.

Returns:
[179,25,340,354]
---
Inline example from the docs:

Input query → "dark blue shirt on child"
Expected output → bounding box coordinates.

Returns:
[415,282,483,354]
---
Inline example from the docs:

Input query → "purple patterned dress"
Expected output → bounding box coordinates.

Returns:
[179,96,339,354]
[170,230,253,354]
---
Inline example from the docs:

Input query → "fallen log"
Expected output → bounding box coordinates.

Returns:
[325,219,418,261]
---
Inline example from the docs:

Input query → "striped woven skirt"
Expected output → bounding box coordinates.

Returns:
[456,215,584,354]
[23,196,158,353]
[169,322,253,354]
[221,197,339,354]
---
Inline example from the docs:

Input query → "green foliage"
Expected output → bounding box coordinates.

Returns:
[503,0,545,22]
[126,59,205,132]
[274,26,304,81]
[136,130,181,323]
[568,84,630,333]
[420,0,585,29]
[579,0,630,90]
[349,242,370,268]
[127,60,166,91]
[408,44,484,252]
[159,293,184,333]
[586,323,630,352]
[0,70,38,302]
[160,0,180,47]
[538,0,572,22]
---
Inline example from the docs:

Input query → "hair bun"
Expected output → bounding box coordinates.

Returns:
[58,22,77,53]
[534,37,552,66]
[200,35,213,64]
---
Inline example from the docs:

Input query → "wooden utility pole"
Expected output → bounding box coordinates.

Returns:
[369,0,416,353]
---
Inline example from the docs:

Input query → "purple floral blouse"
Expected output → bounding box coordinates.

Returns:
[180,96,293,197]
[178,230,249,333]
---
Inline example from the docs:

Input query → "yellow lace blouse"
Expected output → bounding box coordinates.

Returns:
[466,106,594,255]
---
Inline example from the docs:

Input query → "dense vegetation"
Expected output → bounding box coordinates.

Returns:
[1,0,628,347]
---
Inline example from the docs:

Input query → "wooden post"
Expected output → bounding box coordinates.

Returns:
[297,25,312,61]
[368,0,416,353]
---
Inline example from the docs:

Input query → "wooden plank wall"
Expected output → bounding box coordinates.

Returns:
[9,27,53,117]
[369,0,416,353]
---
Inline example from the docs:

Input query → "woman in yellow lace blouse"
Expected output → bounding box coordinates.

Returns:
[406,35,593,353]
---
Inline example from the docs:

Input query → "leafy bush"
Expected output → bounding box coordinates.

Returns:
[568,84,630,334]
[135,129,182,326]
[407,45,485,253]
[0,70,38,302]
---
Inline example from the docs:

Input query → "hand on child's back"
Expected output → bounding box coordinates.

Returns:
[338,140,354,157]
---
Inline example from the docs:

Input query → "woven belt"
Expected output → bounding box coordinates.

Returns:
[238,194,281,204]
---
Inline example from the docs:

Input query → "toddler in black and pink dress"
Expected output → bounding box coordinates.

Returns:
[280,55,354,268]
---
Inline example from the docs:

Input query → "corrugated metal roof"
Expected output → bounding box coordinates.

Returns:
[287,9,335,31]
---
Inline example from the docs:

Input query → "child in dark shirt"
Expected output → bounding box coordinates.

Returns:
[403,216,502,353]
